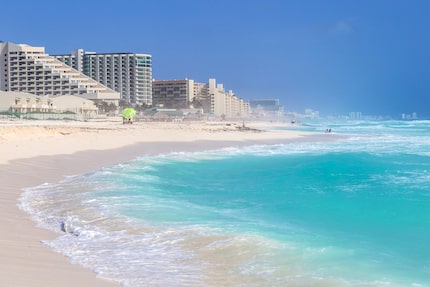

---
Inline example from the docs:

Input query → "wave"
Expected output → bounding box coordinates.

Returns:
[18,120,430,287]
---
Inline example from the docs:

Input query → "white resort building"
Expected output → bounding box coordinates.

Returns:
[54,49,152,105]
[0,42,120,105]
[0,91,98,119]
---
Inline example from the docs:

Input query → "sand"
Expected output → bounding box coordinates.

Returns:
[0,118,322,287]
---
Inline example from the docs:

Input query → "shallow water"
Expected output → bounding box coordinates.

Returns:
[20,120,430,286]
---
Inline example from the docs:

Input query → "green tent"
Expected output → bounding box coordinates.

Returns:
[122,108,136,123]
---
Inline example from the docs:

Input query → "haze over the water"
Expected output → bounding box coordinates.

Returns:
[2,0,430,117]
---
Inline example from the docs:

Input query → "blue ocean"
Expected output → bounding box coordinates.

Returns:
[20,120,430,287]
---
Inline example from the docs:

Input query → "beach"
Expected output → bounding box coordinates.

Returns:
[0,119,316,287]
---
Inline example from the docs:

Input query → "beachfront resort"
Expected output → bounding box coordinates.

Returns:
[0,41,287,122]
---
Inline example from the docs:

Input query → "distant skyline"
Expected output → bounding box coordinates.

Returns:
[2,0,430,117]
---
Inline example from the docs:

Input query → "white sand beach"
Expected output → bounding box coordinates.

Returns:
[0,119,322,287]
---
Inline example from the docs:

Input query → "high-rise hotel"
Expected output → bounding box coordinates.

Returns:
[54,49,152,105]
[0,42,120,103]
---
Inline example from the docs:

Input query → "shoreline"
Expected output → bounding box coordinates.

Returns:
[0,120,336,287]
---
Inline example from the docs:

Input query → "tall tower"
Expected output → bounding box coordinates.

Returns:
[54,50,152,105]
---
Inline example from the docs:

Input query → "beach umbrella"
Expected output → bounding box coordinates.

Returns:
[122,108,136,119]
[122,108,137,124]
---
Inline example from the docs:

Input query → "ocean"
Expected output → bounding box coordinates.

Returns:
[20,120,430,287]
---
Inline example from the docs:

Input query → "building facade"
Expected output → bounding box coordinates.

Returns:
[191,82,213,113]
[208,78,249,118]
[0,42,120,103]
[152,78,249,118]
[0,91,98,118]
[152,79,194,108]
[54,49,152,105]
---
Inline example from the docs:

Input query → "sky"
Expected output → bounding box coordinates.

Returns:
[2,0,430,117]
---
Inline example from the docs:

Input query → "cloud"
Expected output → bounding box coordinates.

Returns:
[331,21,353,35]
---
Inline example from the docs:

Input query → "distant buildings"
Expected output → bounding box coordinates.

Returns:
[0,42,255,120]
[152,78,250,118]
[0,42,120,103]
[402,112,418,120]
[208,78,250,118]
[348,112,362,120]
[304,108,319,119]
[54,49,152,105]
[249,99,284,118]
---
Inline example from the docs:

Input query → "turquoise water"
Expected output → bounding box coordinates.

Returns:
[20,120,430,286]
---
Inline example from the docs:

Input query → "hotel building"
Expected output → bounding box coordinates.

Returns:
[152,79,194,108]
[152,78,249,118]
[54,49,152,105]
[208,78,249,118]
[0,42,120,103]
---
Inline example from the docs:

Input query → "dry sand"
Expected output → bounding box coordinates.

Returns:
[0,118,324,287]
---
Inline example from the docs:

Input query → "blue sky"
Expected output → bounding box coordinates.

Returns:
[2,0,430,117]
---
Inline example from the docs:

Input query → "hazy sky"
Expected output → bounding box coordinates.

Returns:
[2,0,430,117]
